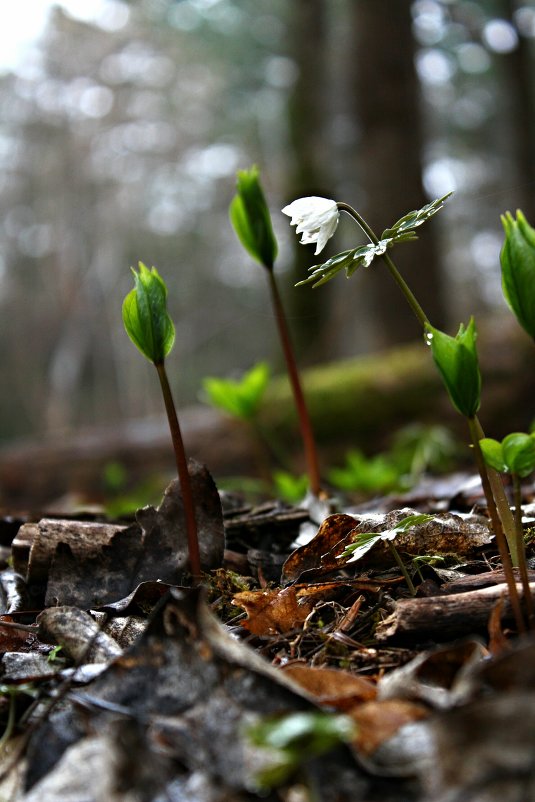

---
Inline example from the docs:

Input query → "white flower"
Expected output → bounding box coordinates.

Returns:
[282,196,339,255]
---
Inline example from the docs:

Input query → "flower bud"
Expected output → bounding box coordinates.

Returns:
[500,210,535,340]
[425,318,481,418]
[122,262,175,365]
[229,166,278,270]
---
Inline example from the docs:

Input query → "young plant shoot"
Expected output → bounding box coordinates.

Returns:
[500,210,535,341]
[122,262,201,580]
[230,167,322,497]
[285,192,530,631]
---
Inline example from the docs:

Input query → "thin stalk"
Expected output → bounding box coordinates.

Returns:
[512,473,524,538]
[512,471,534,624]
[156,362,201,580]
[387,541,417,596]
[266,270,322,496]
[472,419,533,623]
[468,417,526,634]
[337,203,429,328]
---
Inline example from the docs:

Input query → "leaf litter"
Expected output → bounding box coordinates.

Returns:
[0,467,534,800]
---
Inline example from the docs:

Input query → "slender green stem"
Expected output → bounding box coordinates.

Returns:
[511,471,534,625]
[337,203,429,328]
[267,270,322,496]
[512,473,524,537]
[156,362,201,580]
[468,417,526,633]
[387,541,417,596]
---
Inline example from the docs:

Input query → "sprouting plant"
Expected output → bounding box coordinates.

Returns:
[480,432,535,538]
[271,470,309,504]
[328,449,403,495]
[0,683,39,751]
[285,192,531,632]
[230,167,322,497]
[391,423,459,481]
[202,361,270,421]
[342,513,435,596]
[122,262,201,580]
[247,711,355,791]
[500,210,535,341]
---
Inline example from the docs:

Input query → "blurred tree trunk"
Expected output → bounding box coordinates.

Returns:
[350,0,447,346]
[285,0,334,364]
[504,0,535,223]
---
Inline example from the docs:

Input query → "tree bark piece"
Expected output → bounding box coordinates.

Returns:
[375,582,535,643]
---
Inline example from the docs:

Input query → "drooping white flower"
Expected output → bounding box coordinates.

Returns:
[282,196,339,255]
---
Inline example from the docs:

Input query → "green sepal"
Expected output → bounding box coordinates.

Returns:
[425,318,481,418]
[122,262,175,365]
[500,210,535,340]
[230,166,278,270]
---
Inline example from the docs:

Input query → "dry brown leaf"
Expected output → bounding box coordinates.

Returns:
[350,699,429,756]
[233,586,313,635]
[281,664,376,710]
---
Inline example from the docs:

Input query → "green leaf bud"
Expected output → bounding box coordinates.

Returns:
[502,432,535,477]
[500,210,535,340]
[122,262,175,365]
[425,318,481,418]
[479,438,507,473]
[229,166,278,270]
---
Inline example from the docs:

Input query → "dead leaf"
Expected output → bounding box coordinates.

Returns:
[281,664,376,710]
[350,699,429,756]
[234,587,313,635]
[282,514,358,584]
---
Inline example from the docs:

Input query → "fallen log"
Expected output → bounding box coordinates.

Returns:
[375,581,535,643]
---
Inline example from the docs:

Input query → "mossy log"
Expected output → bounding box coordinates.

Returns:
[0,322,533,508]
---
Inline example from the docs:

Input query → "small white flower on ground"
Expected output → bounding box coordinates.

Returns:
[282,196,339,255]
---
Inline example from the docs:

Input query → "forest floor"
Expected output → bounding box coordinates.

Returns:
[0,464,534,802]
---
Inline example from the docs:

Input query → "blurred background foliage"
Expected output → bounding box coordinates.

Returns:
[0,0,534,444]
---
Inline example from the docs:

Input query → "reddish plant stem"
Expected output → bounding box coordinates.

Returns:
[267,270,321,496]
[156,362,201,580]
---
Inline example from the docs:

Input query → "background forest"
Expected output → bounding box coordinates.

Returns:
[0,0,534,448]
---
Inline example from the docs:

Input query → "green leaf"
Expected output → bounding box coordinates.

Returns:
[202,362,270,420]
[272,471,309,504]
[230,166,278,270]
[342,513,435,561]
[327,449,401,494]
[425,318,481,418]
[480,438,506,473]
[122,262,175,365]
[381,192,453,239]
[500,210,535,340]
[502,432,535,477]
[248,712,356,790]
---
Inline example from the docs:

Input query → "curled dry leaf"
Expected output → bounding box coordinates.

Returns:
[280,664,376,711]
[233,586,314,636]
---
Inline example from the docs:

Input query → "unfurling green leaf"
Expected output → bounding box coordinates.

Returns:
[342,513,435,562]
[381,192,453,239]
[230,166,278,270]
[500,210,535,340]
[482,432,535,478]
[202,361,270,420]
[122,262,175,365]
[425,318,481,418]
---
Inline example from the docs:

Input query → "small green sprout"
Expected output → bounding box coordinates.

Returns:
[47,644,64,663]
[229,166,278,270]
[230,167,322,496]
[480,432,535,478]
[271,470,309,503]
[328,449,402,495]
[424,318,481,419]
[202,362,270,421]
[122,262,175,365]
[500,210,535,340]
[122,262,201,579]
[247,711,356,790]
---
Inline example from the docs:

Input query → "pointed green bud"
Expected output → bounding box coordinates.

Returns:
[425,318,481,418]
[229,166,278,270]
[502,432,535,477]
[122,262,175,365]
[500,210,535,340]
[479,438,506,473]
